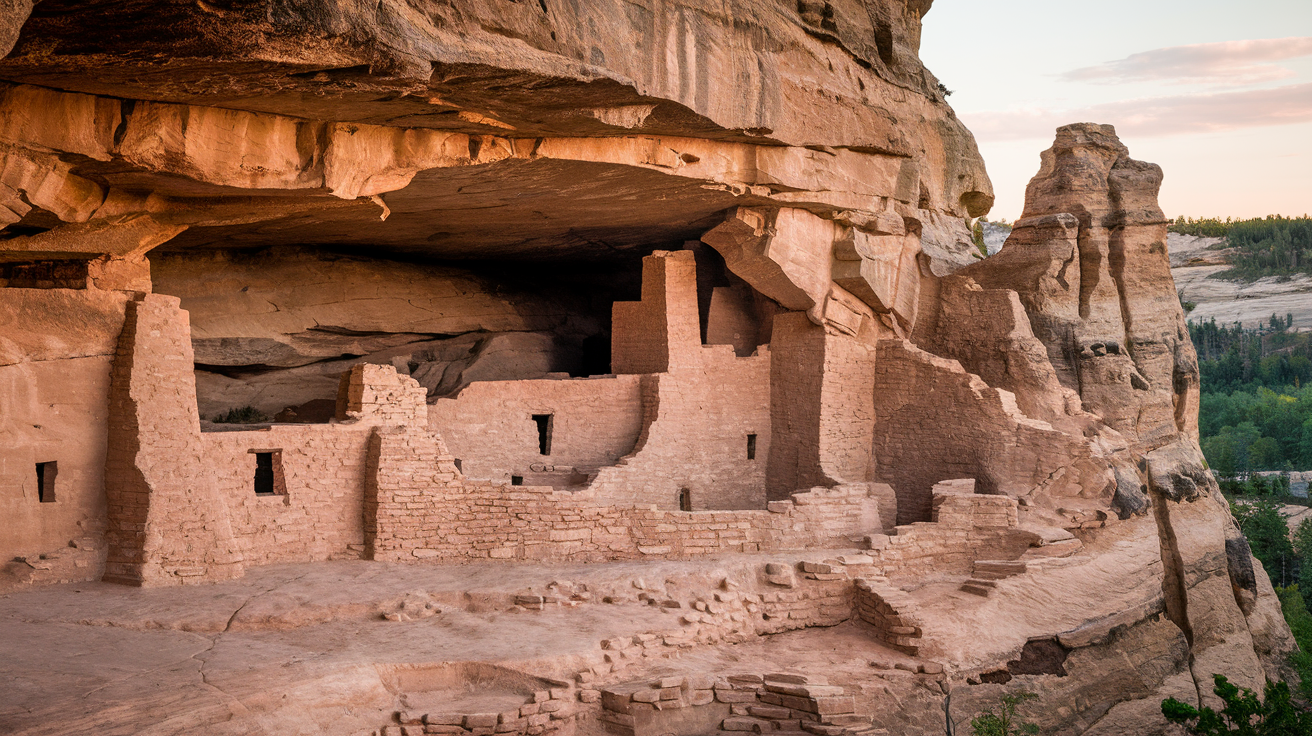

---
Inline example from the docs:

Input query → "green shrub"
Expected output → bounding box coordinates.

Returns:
[1162,674,1312,734]
[971,692,1040,735]
[211,406,270,424]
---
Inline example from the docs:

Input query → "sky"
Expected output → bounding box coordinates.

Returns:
[918,0,1312,222]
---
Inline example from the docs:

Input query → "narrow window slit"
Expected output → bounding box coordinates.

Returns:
[532,413,553,455]
[679,487,692,512]
[746,433,757,460]
[250,449,285,497]
[36,461,57,503]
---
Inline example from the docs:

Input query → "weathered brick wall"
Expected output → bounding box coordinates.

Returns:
[104,294,244,586]
[872,339,1108,525]
[428,374,644,486]
[864,481,1031,581]
[365,426,881,563]
[588,345,771,511]
[202,363,430,566]
[853,577,924,654]
[612,250,701,375]
[336,363,427,425]
[202,424,374,565]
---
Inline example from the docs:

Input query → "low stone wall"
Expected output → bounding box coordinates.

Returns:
[853,577,924,655]
[599,673,869,736]
[863,481,1032,582]
[365,426,882,564]
[387,687,577,736]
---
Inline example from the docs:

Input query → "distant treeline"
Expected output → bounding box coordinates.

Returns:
[1170,215,1312,281]
[1191,316,1312,473]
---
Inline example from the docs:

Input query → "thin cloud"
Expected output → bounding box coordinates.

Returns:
[1062,37,1312,85]
[963,82,1312,142]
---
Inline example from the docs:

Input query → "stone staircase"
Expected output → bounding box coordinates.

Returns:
[959,535,1084,597]
[960,559,1027,597]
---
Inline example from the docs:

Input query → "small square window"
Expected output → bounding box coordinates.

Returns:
[36,461,57,503]
[511,475,524,486]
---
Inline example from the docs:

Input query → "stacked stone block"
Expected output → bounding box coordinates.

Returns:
[860,481,1029,581]
[202,424,375,564]
[387,686,576,736]
[599,674,877,736]
[853,578,923,655]
[337,363,427,426]
[365,441,881,563]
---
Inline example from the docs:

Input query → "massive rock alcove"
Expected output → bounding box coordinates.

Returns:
[0,3,1293,736]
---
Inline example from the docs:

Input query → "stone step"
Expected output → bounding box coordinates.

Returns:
[1022,539,1083,559]
[973,560,1026,575]
[960,583,993,597]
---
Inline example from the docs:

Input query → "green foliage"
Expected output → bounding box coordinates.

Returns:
[1170,215,1312,280]
[1170,216,1234,238]
[1218,216,1312,282]
[970,692,1040,736]
[1192,319,1312,472]
[1233,499,1297,587]
[972,218,988,258]
[1277,585,1312,699]
[211,406,270,424]
[1162,675,1312,734]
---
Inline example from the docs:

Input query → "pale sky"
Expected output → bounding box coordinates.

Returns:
[919,0,1312,222]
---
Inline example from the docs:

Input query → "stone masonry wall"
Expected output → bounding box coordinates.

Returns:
[612,250,702,375]
[103,294,244,586]
[202,424,374,565]
[766,313,877,501]
[588,345,771,511]
[201,363,430,566]
[428,374,644,486]
[365,427,879,563]
[864,483,1029,582]
[336,363,428,424]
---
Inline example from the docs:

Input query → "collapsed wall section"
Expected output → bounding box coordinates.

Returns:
[871,339,1112,526]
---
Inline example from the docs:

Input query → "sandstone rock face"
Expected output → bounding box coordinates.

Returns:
[152,247,610,416]
[0,6,1292,736]
[958,124,1198,447]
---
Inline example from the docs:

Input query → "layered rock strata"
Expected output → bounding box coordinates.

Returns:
[0,3,1293,735]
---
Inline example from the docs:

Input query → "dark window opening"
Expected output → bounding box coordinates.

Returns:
[511,475,524,486]
[576,334,612,376]
[532,414,553,455]
[679,487,692,512]
[453,458,463,472]
[747,434,757,460]
[35,461,56,503]
[253,452,276,495]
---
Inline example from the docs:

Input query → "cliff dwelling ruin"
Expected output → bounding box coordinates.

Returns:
[0,2,1295,735]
